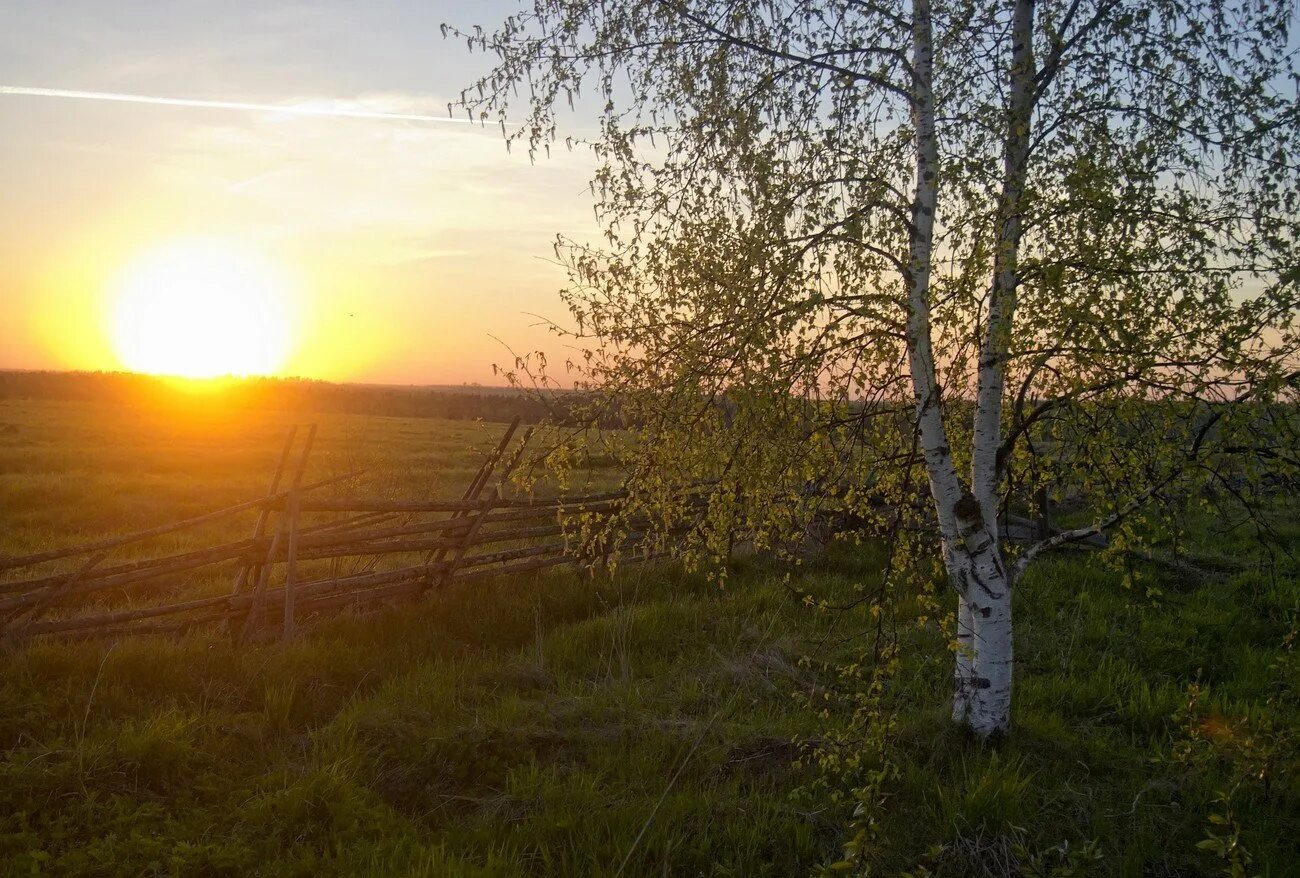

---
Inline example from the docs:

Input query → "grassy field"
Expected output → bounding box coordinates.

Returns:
[0,397,595,560]
[0,398,1297,876]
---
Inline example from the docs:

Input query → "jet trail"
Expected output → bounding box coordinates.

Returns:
[0,85,468,124]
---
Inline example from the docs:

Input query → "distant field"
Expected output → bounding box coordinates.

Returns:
[0,370,569,427]
[0,398,1297,875]
[0,397,616,560]
[0,397,623,641]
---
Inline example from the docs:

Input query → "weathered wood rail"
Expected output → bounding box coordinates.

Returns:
[4,418,1179,647]
[0,419,699,644]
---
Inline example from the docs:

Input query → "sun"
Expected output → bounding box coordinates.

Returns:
[110,237,293,379]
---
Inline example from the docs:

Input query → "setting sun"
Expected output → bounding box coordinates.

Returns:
[110,238,293,378]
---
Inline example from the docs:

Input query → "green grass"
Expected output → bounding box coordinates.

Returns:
[0,399,509,556]
[0,563,834,876]
[1,398,1298,875]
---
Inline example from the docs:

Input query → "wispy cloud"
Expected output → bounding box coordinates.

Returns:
[0,85,472,124]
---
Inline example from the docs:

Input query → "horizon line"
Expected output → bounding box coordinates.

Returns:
[0,366,530,390]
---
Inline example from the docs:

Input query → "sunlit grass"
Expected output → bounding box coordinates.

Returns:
[0,398,1296,875]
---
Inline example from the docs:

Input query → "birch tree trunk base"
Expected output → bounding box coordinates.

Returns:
[965,584,1013,739]
[949,520,1014,739]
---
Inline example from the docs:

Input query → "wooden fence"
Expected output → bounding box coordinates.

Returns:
[0,418,695,645]
[3,415,1174,648]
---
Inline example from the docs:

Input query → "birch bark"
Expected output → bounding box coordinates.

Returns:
[903,0,996,732]
[947,0,1035,737]
[904,0,962,540]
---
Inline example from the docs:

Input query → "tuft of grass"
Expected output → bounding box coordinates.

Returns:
[926,753,1035,837]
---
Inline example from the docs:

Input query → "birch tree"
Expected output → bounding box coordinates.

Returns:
[451,0,1300,738]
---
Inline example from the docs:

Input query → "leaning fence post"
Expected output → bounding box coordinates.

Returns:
[496,426,534,499]
[230,427,298,607]
[240,425,316,644]
[281,486,302,642]
[436,487,498,589]
[461,417,522,503]
[419,418,523,587]
[0,551,107,641]
[435,427,532,589]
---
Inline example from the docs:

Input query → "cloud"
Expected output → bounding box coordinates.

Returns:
[151,91,599,256]
[0,85,474,124]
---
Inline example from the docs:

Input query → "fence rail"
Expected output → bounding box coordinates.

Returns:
[0,419,693,645]
[2,416,1216,646]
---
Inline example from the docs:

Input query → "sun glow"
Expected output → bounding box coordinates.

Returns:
[110,238,293,378]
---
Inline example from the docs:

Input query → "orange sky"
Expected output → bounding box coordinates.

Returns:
[0,2,598,385]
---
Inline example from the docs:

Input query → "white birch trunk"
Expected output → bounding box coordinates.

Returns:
[972,0,1035,514]
[950,495,1015,736]
[956,0,1038,738]
[904,0,1036,738]
[904,0,962,524]
[904,0,1004,733]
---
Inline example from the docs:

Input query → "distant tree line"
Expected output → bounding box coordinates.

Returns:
[0,370,599,426]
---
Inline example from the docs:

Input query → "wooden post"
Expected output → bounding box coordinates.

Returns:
[231,426,298,600]
[280,425,316,642]
[495,426,534,499]
[281,488,302,642]
[463,417,523,501]
[434,487,498,590]
[427,427,532,592]
[240,425,316,644]
[419,417,522,575]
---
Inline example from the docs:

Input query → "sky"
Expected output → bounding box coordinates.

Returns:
[0,1,599,384]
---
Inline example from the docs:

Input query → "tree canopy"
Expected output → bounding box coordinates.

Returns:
[451,0,1300,737]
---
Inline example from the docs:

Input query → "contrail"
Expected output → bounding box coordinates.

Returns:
[0,85,470,124]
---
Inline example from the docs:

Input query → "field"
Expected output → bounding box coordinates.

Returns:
[1,399,1298,876]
